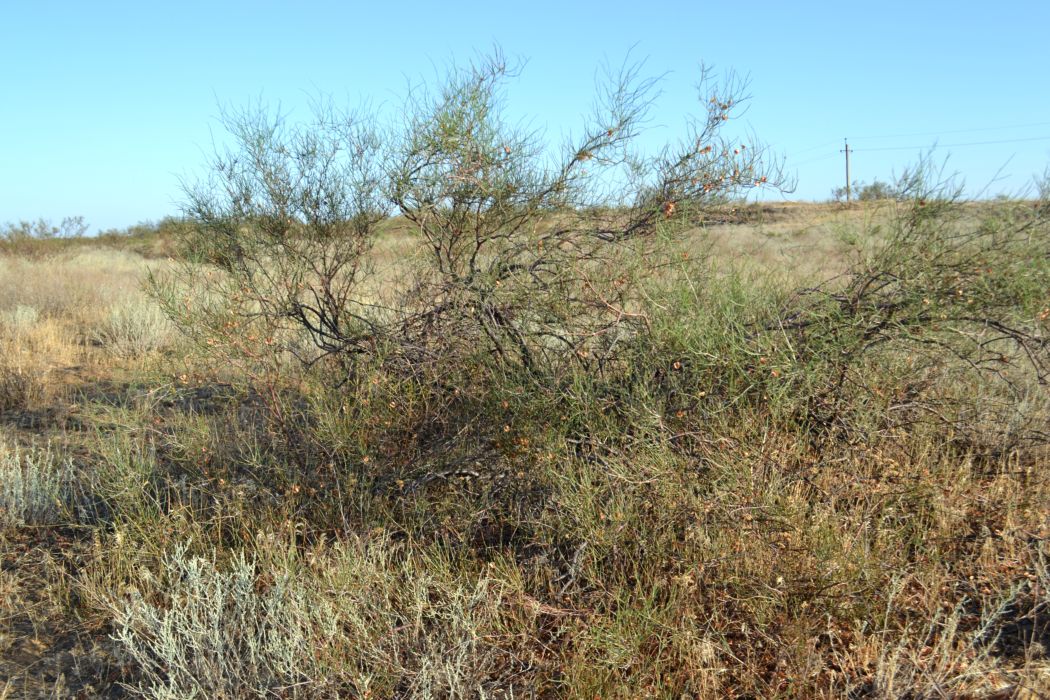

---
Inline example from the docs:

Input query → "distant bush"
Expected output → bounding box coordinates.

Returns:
[0,216,91,259]
[94,216,189,258]
[0,216,89,241]
[0,216,186,259]
[831,178,897,202]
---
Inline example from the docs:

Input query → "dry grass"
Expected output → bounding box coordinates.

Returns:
[0,249,179,416]
[0,250,150,318]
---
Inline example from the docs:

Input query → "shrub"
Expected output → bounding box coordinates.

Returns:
[0,441,75,527]
[118,55,1048,697]
[777,162,1050,454]
[110,538,536,698]
[832,178,897,202]
[112,546,340,699]
[157,55,787,373]
[150,53,789,481]
[0,216,91,258]
[1,304,40,335]
[94,297,175,358]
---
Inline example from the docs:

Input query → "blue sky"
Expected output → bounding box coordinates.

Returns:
[3,1,1049,232]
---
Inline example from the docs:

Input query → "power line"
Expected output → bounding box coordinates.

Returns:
[789,152,838,167]
[852,135,1050,152]
[786,121,1050,159]
[849,120,1050,141]
[786,140,840,158]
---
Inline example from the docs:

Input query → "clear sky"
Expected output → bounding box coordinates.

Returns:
[3,1,1049,233]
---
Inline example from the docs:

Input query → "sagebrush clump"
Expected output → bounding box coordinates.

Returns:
[0,441,74,528]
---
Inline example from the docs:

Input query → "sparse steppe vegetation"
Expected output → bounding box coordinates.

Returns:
[0,57,1048,699]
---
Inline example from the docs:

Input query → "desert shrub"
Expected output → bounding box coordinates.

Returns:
[110,536,542,699]
[150,53,788,484]
[94,297,175,358]
[832,178,897,202]
[0,441,75,527]
[157,55,789,365]
[586,174,1032,452]
[1,304,40,335]
[112,546,340,699]
[743,161,1050,455]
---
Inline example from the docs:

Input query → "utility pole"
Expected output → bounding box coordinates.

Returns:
[840,138,852,204]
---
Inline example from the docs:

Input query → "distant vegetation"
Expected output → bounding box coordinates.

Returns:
[831,178,898,202]
[0,215,185,258]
